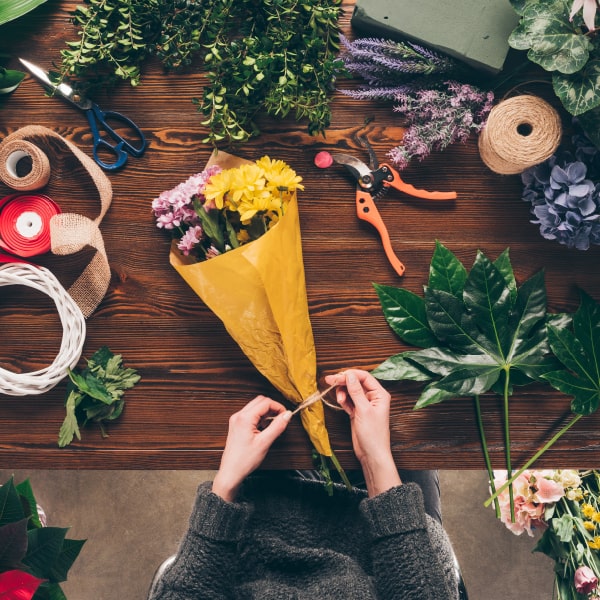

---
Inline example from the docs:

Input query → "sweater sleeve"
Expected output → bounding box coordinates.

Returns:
[359,483,459,600]
[148,481,252,600]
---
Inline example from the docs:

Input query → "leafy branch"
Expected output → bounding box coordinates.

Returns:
[56,0,345,144]
[58,346,141,448]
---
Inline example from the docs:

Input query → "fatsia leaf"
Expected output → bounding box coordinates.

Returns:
[542,291,600,415]
[374,245,555,409]
[428,240,466,297]
[371,352,433,381]
[373,283,437,348]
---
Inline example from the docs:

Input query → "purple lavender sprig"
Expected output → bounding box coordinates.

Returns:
[340,35,458,84]
[387,81,494,169]
[521,128,600,250]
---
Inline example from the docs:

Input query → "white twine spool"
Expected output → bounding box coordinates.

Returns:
[0,263,86,396]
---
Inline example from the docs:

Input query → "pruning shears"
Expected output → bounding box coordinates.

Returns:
[332,152,457,276]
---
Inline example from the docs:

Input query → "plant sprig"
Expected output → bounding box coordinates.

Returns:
[58,346,141,448]
[56,0,345,144]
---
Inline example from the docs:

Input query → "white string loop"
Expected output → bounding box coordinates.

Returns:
[0,263,86,396]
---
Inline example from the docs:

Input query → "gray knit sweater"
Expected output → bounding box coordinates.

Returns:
[150,475,459,599]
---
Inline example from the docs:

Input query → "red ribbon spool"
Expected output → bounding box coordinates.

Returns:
[0,193,61,262]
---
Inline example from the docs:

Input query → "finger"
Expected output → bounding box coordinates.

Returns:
[353,370,385,394]
[344,370,370,409]
[257,410,292,445]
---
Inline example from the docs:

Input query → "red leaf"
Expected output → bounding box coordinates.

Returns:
[0,570,45,600]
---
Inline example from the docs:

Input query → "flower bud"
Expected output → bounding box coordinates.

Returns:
[574,566,598,594]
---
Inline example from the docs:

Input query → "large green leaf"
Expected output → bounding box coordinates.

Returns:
[374,243,555,409]
[0,0,47,26]
[553,59,600,115]
[23,527,68,581]
[0,478,25,528]
[542,291,600,415]
[374,284,437,348]
[508,0,591,74]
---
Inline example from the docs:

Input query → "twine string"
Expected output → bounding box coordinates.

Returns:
[478,95,562,175]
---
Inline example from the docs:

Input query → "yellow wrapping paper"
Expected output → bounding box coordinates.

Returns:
[169,151,332,457]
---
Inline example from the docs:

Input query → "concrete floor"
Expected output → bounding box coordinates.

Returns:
[0,469,555,599]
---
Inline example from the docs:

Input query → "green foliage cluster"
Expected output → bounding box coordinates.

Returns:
[57,0,345,144]
[0,476,85,600]
[508,0,600,147]
[58,346,141,448]
[373,241,600,514]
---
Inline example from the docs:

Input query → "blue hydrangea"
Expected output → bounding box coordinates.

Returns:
[521,130,600,250]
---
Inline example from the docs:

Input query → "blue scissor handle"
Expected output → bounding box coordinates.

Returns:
[85,103,147,171]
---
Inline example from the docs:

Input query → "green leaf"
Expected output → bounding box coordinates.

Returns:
[373,283,437,348]
[372,352,433,382]
[551,514,576,543]
[45,537,86,583]
[0,0,47,25]
[58,391,82,448]
[0,68,25,94]
[577,106,600,148]
[427,240,466,297]
[374,245,555,410]
[0,477,25,527]
[23,527,68,580]
[0,518,29,569]
[15,479,42,529]
[543,291,600,415]
[553,59,600,115]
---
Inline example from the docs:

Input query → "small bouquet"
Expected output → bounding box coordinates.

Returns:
[493,469,600,599]
[152,152,344,482]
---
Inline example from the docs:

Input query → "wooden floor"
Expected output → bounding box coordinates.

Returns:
[1,0,599,470]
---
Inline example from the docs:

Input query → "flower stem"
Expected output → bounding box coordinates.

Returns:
[503,371,515,522]
[484,413,584,508]
[474,395,501,518]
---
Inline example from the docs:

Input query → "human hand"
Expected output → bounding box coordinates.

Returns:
[325,369,401,497]
[212,395,292,502]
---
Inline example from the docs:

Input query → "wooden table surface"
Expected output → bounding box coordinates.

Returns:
[1,0,599,471]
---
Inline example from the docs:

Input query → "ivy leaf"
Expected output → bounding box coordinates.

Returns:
[373,243,556,409]
[542,290,600,415]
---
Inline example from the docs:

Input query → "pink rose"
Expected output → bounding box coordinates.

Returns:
[574,566,598,594]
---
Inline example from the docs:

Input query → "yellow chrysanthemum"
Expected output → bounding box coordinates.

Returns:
[257,155,304,193]
[204,169,235,210]
[593,511,600,523]
[588,536,600,549]
[227,164,267,204]
[583,503,596,518]
[584,521,596,531]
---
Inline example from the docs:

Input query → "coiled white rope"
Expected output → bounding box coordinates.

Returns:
[0,262,86,396]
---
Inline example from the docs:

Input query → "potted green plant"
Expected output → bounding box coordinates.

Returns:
[0,476,85,600]
[508,0,600,147]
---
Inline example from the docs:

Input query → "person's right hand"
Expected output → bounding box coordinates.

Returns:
[325,369,401,497]
[211,395,291,502]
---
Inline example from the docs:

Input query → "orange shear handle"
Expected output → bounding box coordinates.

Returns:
[380,163,457,200]
[356,190,405,276]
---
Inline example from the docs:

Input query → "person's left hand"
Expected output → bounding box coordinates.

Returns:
[211,395,292,502]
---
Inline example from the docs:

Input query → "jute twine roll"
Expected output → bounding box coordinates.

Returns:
[0,125,113,318]
[478,95,562,175]
[0,139,51,190]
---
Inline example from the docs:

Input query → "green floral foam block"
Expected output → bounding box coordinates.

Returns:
[351,0,520,74]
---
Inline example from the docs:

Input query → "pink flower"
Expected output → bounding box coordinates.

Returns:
[574,566,599,594]
[570,0,599,31]
[177,225,203,256]
[534,476,565,503]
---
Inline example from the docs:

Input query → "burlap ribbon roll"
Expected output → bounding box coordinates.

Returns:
[478,95,562,175]
[0,138,51,190]
[0,126,113,318]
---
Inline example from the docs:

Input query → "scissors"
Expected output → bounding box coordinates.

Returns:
[19,58,147,171]
[332,150,457,276]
